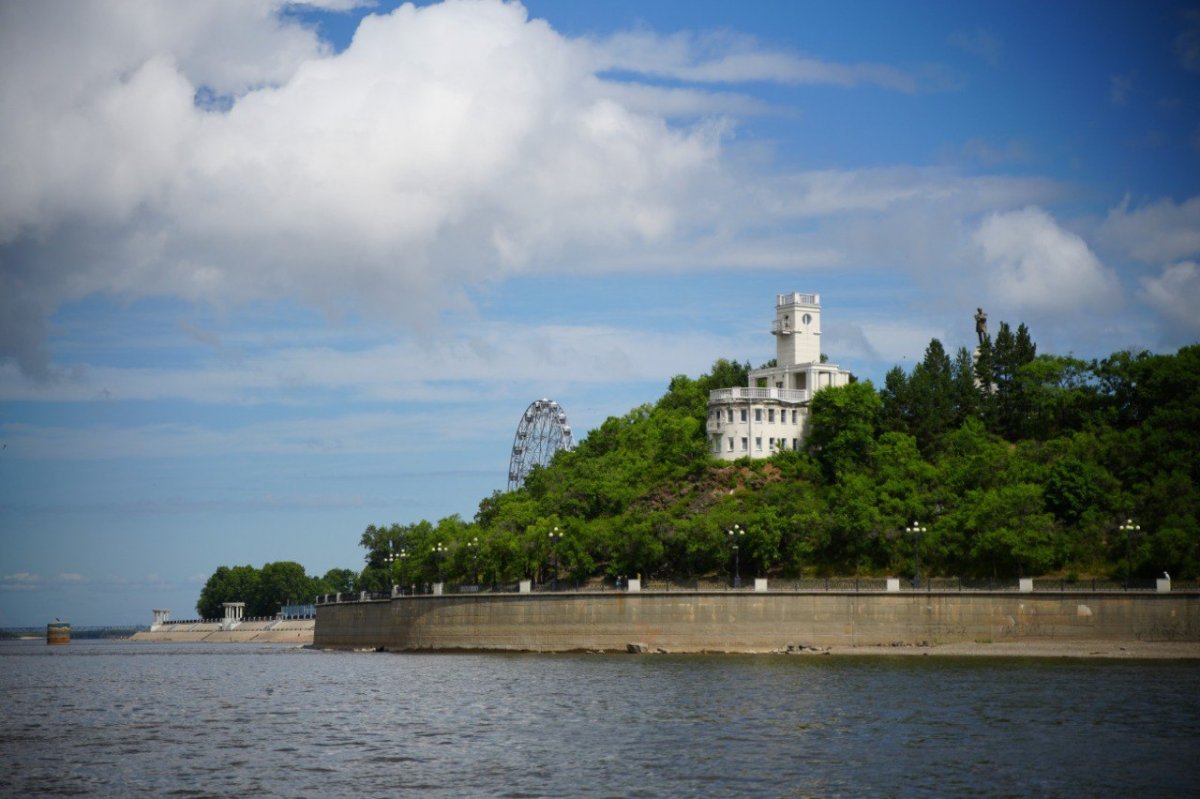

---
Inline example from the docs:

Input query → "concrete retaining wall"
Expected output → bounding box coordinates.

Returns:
[313,592,1200,652]
[130,619,313,644]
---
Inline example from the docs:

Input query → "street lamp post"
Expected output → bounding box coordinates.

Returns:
[906,523,927,589]
[384,547,396,593]
[398,548,409,594]
[727,524,745,588]
[548,527,563,590]
[432,542,448,586]
[1120,519,1140,590]
[467,536,480,586]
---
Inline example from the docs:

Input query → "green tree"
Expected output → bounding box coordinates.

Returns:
[702,358,752,392]
[196,564,260,620]
[319,568,357,594]
[991,322,1038,438]
[806,381,881,481]
[908,338,955,453]
[1018,355,1096,439]
[821,472,886,571]
[253,561,314,616]
[878,365,911,434]
[949,483,1058,578]
[950,346,981,426]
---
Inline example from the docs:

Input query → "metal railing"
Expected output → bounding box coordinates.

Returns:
[777,292,818,307]
[313,576,1195,603]
[709,387,808,404]
[161,618,219,625]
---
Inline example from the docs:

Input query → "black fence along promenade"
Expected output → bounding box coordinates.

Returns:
[314,576,1197,604]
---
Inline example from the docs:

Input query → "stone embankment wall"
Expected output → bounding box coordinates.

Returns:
[313,592,1198,652]
[130,619,313,644]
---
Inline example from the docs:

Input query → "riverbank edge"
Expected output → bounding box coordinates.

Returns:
[805,640,1200,658]
[306,640,1200,659]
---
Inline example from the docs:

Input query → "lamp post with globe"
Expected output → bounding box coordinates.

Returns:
[906,523,927,589]
[432,542,448,587]
[466,536,480,587]
[548,527,564,590]
[727,524,745,588]
[1120,519,1140,590]
[384,547,396,594]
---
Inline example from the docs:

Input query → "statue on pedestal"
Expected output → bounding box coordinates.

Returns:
[974,307,988,346]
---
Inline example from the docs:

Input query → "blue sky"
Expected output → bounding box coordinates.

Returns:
[2,0,1198,625]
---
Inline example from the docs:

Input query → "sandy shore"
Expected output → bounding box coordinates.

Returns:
[810,640,1200,659]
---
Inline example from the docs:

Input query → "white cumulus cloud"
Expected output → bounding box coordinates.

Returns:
[1140,261,1200,339]
[1099,195,1200,265]
[0,0,738,378]
[974,207,1121,318]
[0,0,1109,384]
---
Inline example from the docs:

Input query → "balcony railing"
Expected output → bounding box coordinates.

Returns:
[777,292,818,307]
[709,387,808,404]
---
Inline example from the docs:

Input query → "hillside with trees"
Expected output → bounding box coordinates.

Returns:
[200,328,1199,614]
[354,326,1198,592]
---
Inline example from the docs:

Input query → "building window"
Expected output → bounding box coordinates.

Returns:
[727,408,733,422]
[768,409,775,423]
[754,409,763,422]
[740,408,747,422]
[792,438,799,450]
[727,437,734,452]
[755,437,762,451]
[741,437,748,451]
[791,410,798,424]
[769,437,775,450]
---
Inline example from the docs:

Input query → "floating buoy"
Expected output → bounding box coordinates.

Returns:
[46,621,70,645]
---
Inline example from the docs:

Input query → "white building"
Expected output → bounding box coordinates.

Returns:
[707,292,852,460]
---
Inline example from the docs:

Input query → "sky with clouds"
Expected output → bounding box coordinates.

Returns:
[2,0,1198,625]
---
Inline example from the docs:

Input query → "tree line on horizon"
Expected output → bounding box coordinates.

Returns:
[198,325,1200,613]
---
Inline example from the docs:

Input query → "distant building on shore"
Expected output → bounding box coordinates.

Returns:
[707,292,851,460]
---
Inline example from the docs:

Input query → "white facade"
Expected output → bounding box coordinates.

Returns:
[707,292,852,460]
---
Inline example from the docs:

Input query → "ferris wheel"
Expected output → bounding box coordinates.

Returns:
[507,398,574,491]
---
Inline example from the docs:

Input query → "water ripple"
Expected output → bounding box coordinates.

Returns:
[1,641,1199,798]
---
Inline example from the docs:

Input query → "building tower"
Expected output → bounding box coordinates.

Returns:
[706,292,852,461]
[773,292,822,372]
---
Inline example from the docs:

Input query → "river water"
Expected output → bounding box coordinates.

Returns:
[1,640,1197,798]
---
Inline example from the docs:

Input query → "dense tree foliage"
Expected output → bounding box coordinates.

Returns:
[196,562,352,618]
[351,336,1199,586]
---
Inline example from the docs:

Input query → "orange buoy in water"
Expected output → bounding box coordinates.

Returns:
[46,621,70,645]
